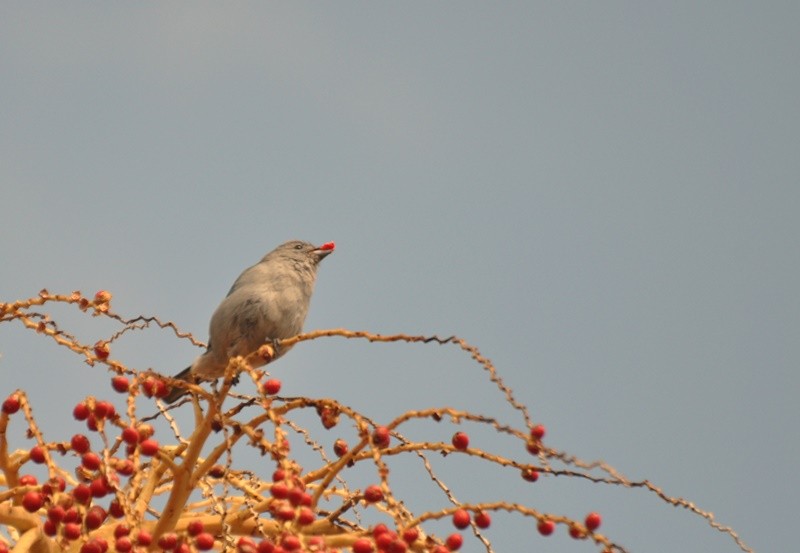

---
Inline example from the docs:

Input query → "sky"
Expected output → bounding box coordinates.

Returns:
[1,3,798,553]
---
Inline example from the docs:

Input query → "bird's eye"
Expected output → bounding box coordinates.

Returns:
[294,244,304,250]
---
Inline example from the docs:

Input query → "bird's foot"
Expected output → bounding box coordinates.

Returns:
[255,339,282,364]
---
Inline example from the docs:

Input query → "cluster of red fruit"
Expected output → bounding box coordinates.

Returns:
[267,468,318,526]
[451,422,546,483]
[351,523,425,553]
[109,519,217,552]
[233,467,356,553]
[1,334,609,553]
[2,390,166,553]
[537,511,603,539]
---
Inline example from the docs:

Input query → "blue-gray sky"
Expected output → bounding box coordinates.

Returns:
[2,4,798,553]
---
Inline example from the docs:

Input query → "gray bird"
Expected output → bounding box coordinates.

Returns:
[163,240,335,403]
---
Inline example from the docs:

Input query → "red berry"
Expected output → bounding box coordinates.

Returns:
[80,541,102,553]
[63,507,81,523]
[141,377,156,397]
[114,524,131,538]
[142,377,169,398]
[209,464,226,478]
[351,538,374,553]
[43,519,57,536]
[139,438,159,456]
[526,439,541,455]
[372,426,390,447]
[63,522,82,540]
[474,511,491,529]
[121,427,140,445]
[71,433,91,454]
[114,537,132,552]
[451,431,469,450]
[401,528,419,544]
[157,533,178,549]
[22,491,44,512]
[195,532,215,550]
[537,519,555,536]
[530,424,546,440]
[270,482,289,499]
[86,415,99,432]
[281,535,301,551]
[73,402,90,421]
[237,537,258,552]
[364,485,383,503]
[287,487,305,506]
[276,504,296,521]
[111,376,130,393]
[187,519,204,536]
[375,531,396,550]
[585,512,602,531]
[521,468,539,482]
[72,483,92,504]
[320,242,335,251]
[19,474,38,486]
[445,533,463,551]
[109,499,125,518]
[64,522,86,541]
[30,445,47,464]
[257,541,275,553]
[90,476,111,498]
[569,525,585,539]
[372,524,389,537]
[82,452,102,470]
[452,509,471,529]
[84,506,107,529]
[262,378,282,395]
[47,505,66,523]
[297,507,315,525]
[93,401,115,419]
[319,406,340,429]
[93,341,110,360]
[2,395,21,414]
[136,530,152,546]
[154,380,170,398]
[333,438,349,457]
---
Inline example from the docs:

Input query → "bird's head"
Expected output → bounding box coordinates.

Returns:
[267,240,335,265]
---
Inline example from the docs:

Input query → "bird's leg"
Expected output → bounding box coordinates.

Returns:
[268,338,282,360]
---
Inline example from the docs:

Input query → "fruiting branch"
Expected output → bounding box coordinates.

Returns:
[0,291,754,553]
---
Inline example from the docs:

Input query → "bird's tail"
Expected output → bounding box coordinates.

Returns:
[162,366,194,404]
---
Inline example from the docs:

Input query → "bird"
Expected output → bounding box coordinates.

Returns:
[163,240,335,403]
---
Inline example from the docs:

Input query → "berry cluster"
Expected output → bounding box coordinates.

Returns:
[1,289,749,553]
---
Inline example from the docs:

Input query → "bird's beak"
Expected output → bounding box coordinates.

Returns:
[314,241,335,260]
